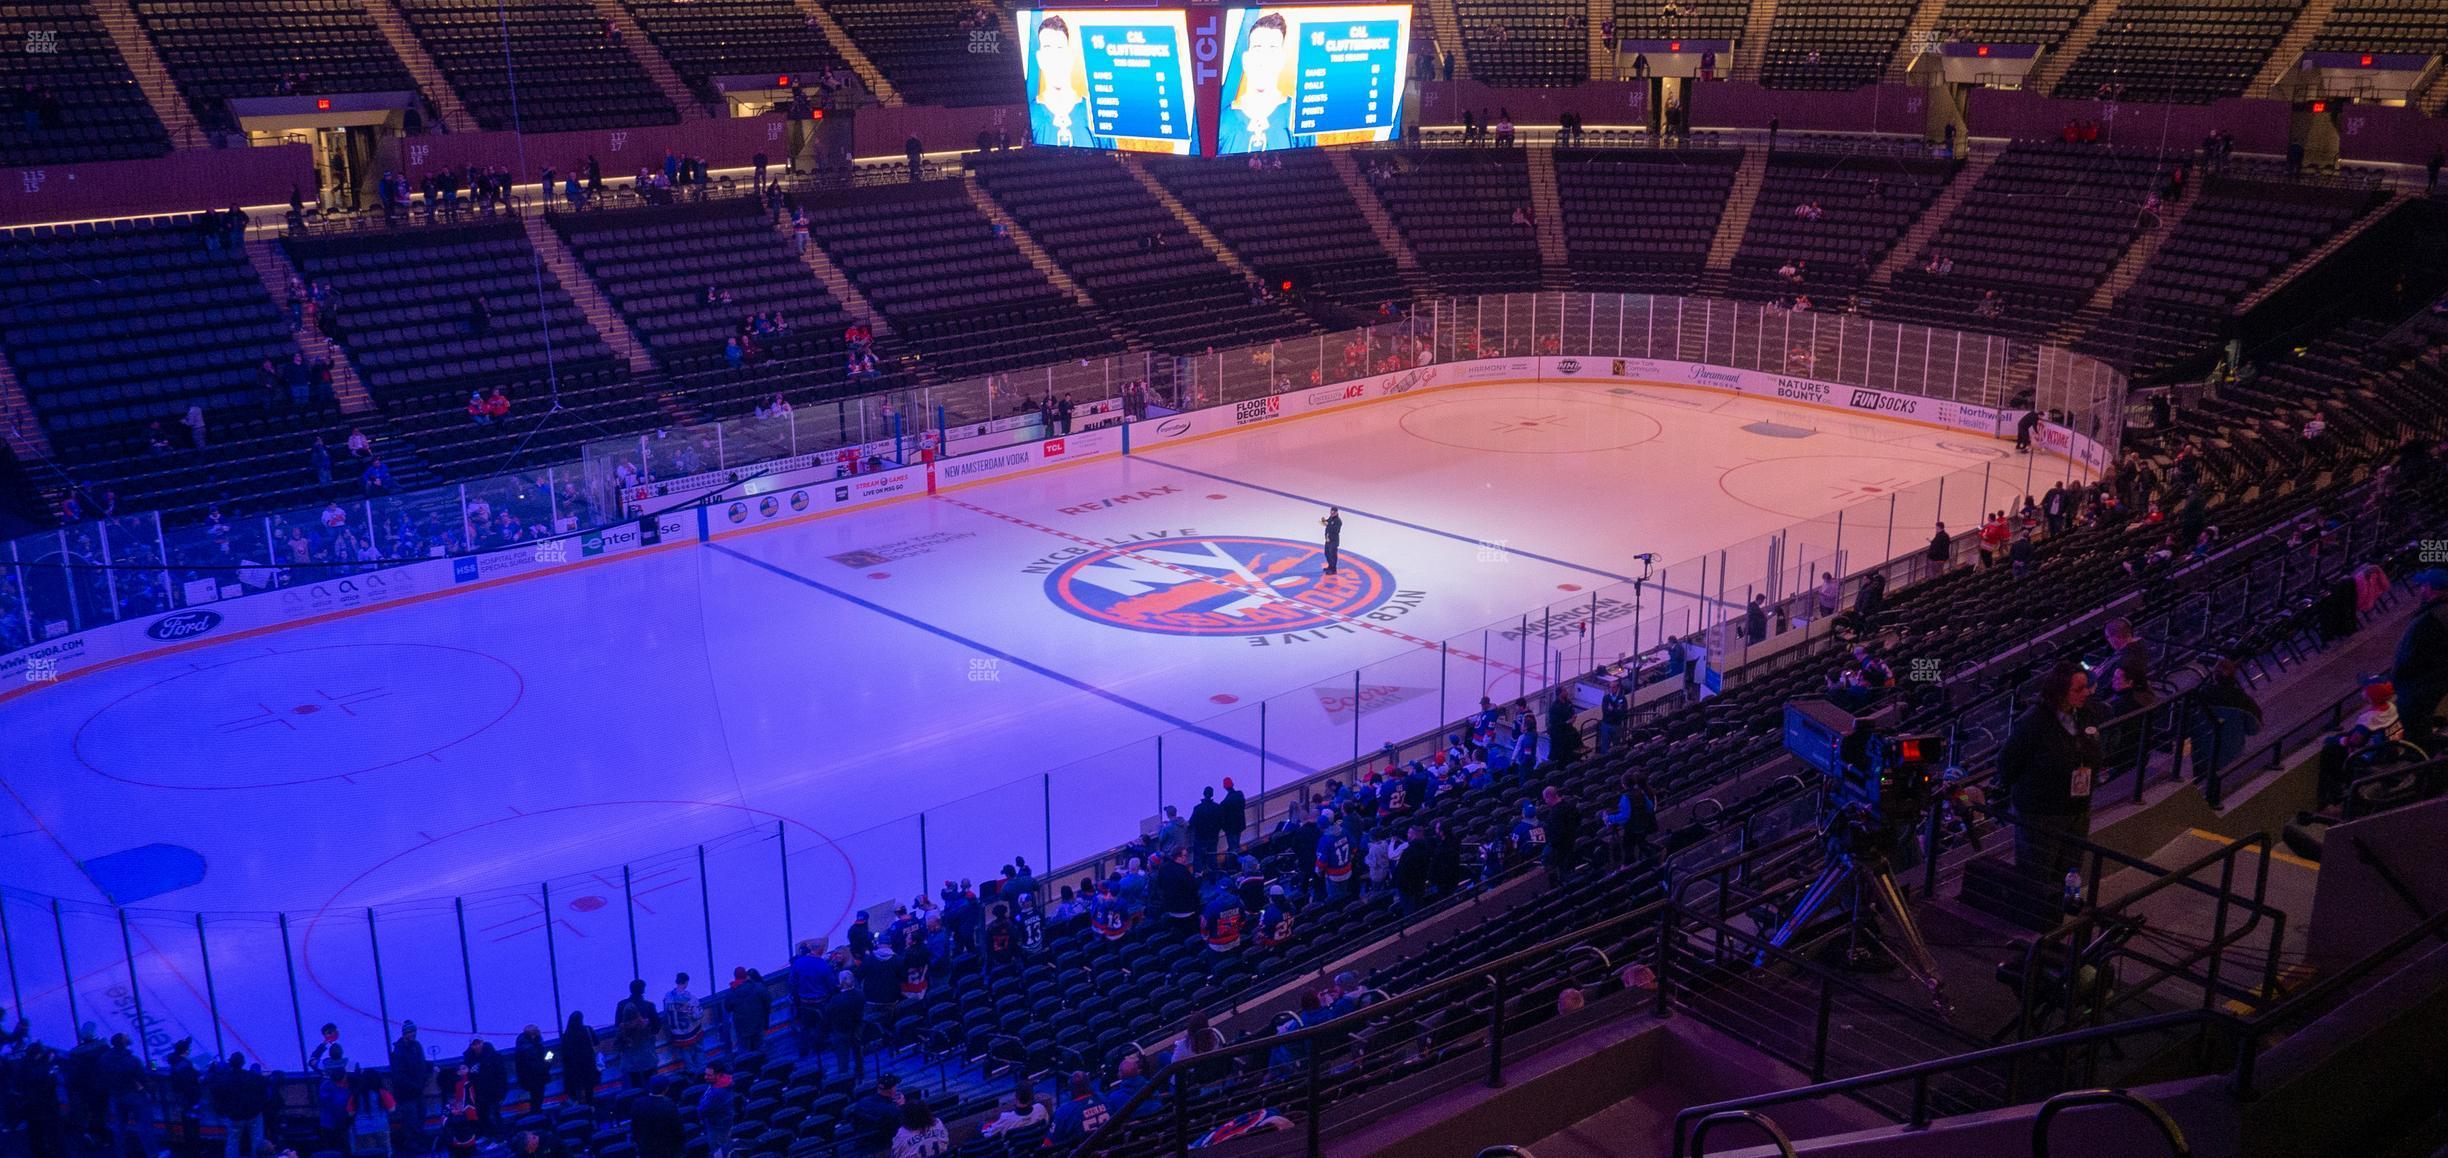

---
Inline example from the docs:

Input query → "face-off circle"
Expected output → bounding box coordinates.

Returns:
[73,643,523,789]
[1043,534,1395,637]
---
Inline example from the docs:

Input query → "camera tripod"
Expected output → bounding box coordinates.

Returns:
[1765,806,1951,1015]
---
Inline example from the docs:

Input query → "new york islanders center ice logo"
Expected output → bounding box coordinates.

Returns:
[1044,535,1395,637]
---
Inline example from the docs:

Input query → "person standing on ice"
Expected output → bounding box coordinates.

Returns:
[1320,507,1343,574]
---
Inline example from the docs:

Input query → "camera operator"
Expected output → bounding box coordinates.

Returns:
[1997,661,2104,879]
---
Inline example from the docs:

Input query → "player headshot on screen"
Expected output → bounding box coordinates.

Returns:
[1030,15,1103,149]
[1221,12,1296,153]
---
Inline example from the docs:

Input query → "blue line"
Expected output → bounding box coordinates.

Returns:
[1136,457,1734,608]
[707,544,1320,777]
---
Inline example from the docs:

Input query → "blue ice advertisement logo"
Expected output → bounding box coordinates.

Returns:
[1043,534,1393,637]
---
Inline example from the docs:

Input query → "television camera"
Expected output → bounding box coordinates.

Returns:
[1770,698,1952,1013]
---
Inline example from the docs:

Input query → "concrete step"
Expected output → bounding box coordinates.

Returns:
[2025,0,2121,98]
[1867,148,1993,290]
[791,0,905,107]
[1734,0,1779,81]
[2052,188,2203,345]
[1702,147,1769,272]
[0,342,54,465]
[1527,145,1572,289]
[241,237,377,415]
[521,212,658,374]
[958,170,1097,310]
[1116,154,1258,281]
[584,0,711,117]
[1325,149,1434,302]
[2248,0,2341,96]
[360,0,479,132]
[90,0,206,147]
[769,206,891,338]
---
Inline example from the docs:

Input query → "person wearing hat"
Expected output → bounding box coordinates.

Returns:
[846,911,875,958]
[2393,569,2448,742]
[1219,778,1248,852]
[627,1076,684,1158]
[1188,787,1222,858]
[308,1022,344,1076]
[725,967,771,1054]
[822,971,865,1079]
[390,1021,434,1150]
[846,1073,904,1148]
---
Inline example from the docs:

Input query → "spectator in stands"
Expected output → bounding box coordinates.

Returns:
[697,1062,739,1158]
[208,1052,270,1158]
[847,1073,905,1147]
[337,1071,391,1156]
[1540,785,1582,885]
[468,390,492,426]
[663,973,707,1074]
[462,1038,507,1136]
[981,1084,1048,1136]
[891,1095,949,1157]
[2391,570,2448,739]
[1496,111,1515,147]
[485,389,510,424]
[182,404,208,449]
[1997,660,2101,879]
[611,980,660,1093]
[786,941,831,1056]
[2102,617,2154,708]
[1046,1072,1111,1145]
[628,1078,683,1158]
[387,1022,432,1149]
[823,970,864,1077]
[1978,511,2009,568]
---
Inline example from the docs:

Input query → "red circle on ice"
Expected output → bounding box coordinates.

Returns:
[1211,693,1240,704]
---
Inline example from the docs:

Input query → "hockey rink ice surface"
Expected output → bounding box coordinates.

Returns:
[0,381,2088,1061]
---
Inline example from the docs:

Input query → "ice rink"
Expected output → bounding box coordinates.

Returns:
[0,380,2084,1063]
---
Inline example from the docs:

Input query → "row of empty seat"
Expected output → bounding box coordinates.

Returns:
[282,220,645,473]
[799,179,1123,379]
[2053,0,2304,104]
[1455,0,1589,87]
[2075,178,2379,374]
[1558,147,1744,295]
[132,0,419,134]
[968,151,1315,353]
[1147,151,1413,317]
[1,2,172,165]
[1726,152,1958,302]
[1875,142,2169,338]
[550,198,849,381]
[1371,149,1546,295]
[393,0,679,132]
[618,0,840,104]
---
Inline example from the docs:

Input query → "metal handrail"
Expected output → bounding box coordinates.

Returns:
[2031,1089,2192,1158]
[1668,1011,2221,1158]
[1077,836,1805,1154]
[1668,902,2448,1151]
[1689,1109,1799,1158]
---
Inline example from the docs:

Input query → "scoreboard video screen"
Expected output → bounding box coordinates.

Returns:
[1017,8,1198,154]
[1216,5,1413,153]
